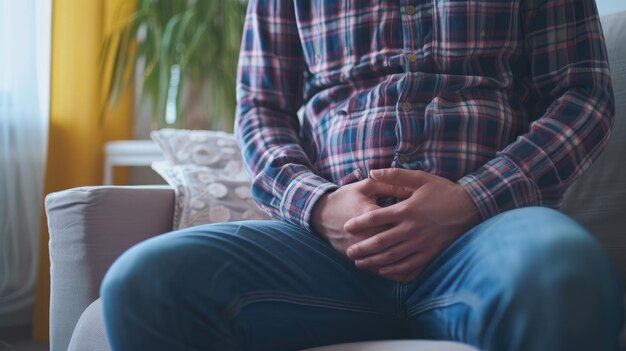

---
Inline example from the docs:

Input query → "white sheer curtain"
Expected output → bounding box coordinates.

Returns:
[0,0,51,327]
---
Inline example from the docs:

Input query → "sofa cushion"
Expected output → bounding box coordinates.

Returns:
[560,10,626,286]
[302,340,478,351]
[68,299,109,351]
[45,186,176,351]
[70,299,478,351]
[151,129,269,229]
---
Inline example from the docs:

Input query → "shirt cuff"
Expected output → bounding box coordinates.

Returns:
[279,172,339,232]
[458,155,543,220]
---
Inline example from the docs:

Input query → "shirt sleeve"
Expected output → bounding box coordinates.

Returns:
[235,0,338,230]
[458,0,614,219]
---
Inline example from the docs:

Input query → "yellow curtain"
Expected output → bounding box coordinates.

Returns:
[33,0,134,340]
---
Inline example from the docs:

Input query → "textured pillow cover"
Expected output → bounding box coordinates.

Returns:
[151,129,269,229]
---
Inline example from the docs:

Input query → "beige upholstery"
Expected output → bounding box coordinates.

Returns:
[68,300,109,351]
[560,9,626,285]
[46,186,175,351]
[302,340,479,351]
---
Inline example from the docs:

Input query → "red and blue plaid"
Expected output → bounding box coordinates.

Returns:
[235,0,614,230]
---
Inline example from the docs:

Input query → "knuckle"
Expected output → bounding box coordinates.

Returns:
[415,170,429,179]
[365,204,379,212]
[396,263,411,274]
[365,211,377,224]
[355,179,369,191]
[393,185,410,197]
[383,250,396,261]
[392,205,406,217]
[373,235,387,247]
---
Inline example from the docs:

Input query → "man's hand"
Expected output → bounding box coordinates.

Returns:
[311,178,411,258]
[344,169,481,283]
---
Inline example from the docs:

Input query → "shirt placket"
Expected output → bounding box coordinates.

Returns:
[395,1,425,168]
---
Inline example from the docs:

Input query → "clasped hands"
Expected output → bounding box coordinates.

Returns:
[311,168,481,283]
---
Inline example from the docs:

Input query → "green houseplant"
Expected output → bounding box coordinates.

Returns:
[102,0,248,131]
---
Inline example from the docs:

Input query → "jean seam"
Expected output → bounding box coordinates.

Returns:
[395,283,406,320]
[406,292,482,319]
[223,291,384,321]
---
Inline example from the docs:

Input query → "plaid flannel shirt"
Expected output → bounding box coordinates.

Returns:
[235,0,614,231]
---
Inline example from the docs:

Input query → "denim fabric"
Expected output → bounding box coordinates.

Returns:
[100,207,624,351]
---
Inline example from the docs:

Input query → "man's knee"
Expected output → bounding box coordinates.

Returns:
[100,228,230,309]
[474,207,623,349]
[101,236,176,307]
[478,207,618,295]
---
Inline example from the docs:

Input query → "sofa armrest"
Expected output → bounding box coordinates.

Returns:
[45,185,175,351]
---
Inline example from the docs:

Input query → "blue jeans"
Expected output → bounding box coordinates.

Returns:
[101,207,623,350]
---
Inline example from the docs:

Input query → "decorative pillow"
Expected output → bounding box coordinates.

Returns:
[151,129,269,230]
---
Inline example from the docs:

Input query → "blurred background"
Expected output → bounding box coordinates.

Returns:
[0,0,624,350]
[1,1,248,350]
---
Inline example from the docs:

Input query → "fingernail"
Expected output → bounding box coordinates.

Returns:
[371,169,382,177]
[346,247,354,258]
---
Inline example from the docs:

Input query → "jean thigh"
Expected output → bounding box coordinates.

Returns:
[399,207,623,351]
[102,220,403,351]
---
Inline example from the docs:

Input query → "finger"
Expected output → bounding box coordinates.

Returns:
[354,240,416,269]
[360,178,413,199]
[378,252,427,279]
[370,168,430,189]
[357,202,380,215]
[344,204,403,233]
[346,225,406,259]
[350,224,393,242]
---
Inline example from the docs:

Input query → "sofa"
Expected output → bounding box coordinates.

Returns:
[44,10,626,351]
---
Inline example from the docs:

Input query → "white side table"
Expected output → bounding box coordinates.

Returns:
[103,140,164,185]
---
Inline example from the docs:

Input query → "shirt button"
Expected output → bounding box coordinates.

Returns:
[406,53,417,62]
[405,5,416,15]
[401,102,412,112]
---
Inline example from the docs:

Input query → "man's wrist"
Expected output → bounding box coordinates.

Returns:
[456,184,482,227]
[277,171,339,231]
[310,192,332,239]
[457,156,542,220]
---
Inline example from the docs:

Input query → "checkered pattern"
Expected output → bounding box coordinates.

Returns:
[235,0,614,230]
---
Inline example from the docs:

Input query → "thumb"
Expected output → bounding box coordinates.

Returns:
[370,168,430,189]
